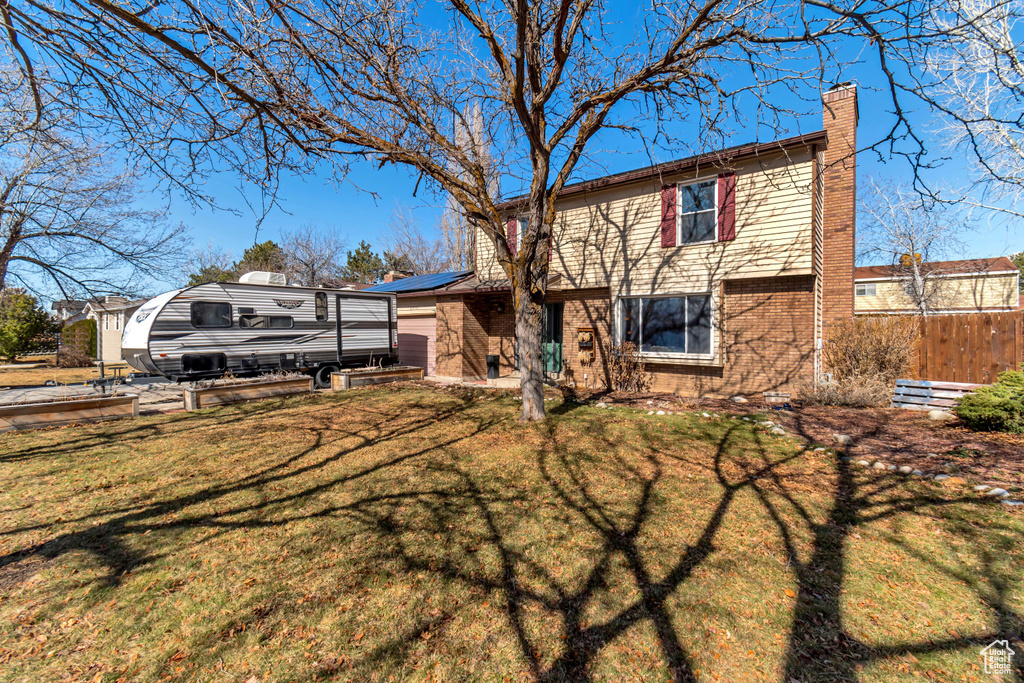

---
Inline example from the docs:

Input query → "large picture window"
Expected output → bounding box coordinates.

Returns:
[190,302,232,328]
[620,294,712,355]
[678,180,717,244]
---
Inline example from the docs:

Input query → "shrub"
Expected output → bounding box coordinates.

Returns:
[609,342,652,393]
[953,370,1024,433]
[61,318,97,358]
[823,316,920,385]
[796,375,891,408]
[55,347,95,368]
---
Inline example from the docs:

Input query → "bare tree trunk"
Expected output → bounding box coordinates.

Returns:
[514,275,545,421]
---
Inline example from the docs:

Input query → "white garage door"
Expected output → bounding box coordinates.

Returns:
[397,316,436,375]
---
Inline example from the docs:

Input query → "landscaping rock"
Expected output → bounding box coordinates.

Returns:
[933,474,950,482]
[761,420,775,427]
[986,488,1009,498]
[973,485,990,492]
[887,465,898,471]
[646,400,654,405]
[872,462,888,470]
[1002,500,1023,507]
[596,402,607,408]
[856,460,870,468]
[648,411,655,415]
[840,456,851,462]
[833,434,853,446]
[770,427,786,435]
[928,409,955,421]
[912,470,923,476]
[731,396,749,403]
[814,447,826,452]
[657,410,665,416]
[702,412,710,417]
[898,466,913,474]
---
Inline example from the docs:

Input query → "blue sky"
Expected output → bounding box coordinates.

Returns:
[152,7,1022,295]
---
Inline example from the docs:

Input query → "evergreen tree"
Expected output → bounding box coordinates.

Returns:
[0,289,58,362]
[343,241,386,283]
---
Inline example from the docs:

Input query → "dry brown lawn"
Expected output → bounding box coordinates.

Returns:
[0,385,1021,682]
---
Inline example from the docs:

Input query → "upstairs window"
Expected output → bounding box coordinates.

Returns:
[190,301,232,328]
[855,283,876,296]
[239,315,294,329]
[677,181,717,245]
[315,292,328,321]
[620,294,712,355]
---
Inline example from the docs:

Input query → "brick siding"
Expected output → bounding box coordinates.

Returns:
[821,85,857,326]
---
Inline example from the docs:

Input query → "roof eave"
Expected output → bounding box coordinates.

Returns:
[494,130,828,211]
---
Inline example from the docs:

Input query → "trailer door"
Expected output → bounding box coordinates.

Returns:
[337,296,391,362]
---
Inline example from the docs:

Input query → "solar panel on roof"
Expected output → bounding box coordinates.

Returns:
[362,270,472,293]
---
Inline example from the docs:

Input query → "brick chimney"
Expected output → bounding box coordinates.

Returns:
[821,83,857,326]
[383,269,414,283]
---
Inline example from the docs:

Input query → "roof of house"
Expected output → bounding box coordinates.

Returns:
[495,130,829,210]
[440,273,568,294]
[84,296,148,313]
[855,257,1019,281]
[363,270,473,294]
[51,299,88,312]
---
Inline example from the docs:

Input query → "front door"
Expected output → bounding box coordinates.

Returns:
[542,303,563,376]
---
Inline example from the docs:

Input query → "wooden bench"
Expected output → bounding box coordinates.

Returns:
[891,379,984,411]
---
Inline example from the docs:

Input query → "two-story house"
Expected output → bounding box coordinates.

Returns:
[854,257,1021,315]
[434,85,858,397]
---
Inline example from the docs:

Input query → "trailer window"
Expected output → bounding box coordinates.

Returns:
[239,315,294,329]
[315,292,328,321]
[190,302,232,328]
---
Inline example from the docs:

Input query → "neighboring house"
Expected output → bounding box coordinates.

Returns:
[433,84,859,397]
[363,270,473,375]
[84,296,148,363]
[52,299,88,324]
[854,257,1021,315]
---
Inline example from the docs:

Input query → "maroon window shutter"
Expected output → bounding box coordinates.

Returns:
[717,173,736,241]
[507,217,517,257]
[660,185,676,248]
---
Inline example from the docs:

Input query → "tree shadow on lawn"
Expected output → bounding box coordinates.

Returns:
[1,394,1022,681]
[341,414,1024,681]
[0,389,504,587]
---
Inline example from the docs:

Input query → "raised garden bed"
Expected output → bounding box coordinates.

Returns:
[183,377,314,411]
[331,366,424,390]
[0,393,139,432]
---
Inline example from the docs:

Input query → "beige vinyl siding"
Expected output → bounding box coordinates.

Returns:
[397,296,437,318]
[477,150,816,295]
[854,272,1021,313]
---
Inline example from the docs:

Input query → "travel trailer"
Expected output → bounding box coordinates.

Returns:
[122,272,398,387]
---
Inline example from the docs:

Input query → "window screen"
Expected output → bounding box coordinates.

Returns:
[315,292,328,321]
[619,295,712,355]
[190,302,232,328]
[678,181,717,244]
[239,315,293,329]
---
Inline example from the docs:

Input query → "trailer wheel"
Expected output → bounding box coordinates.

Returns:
[313,365,337,389]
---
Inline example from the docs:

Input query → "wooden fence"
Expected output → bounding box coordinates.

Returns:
[915,311,1023,384]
